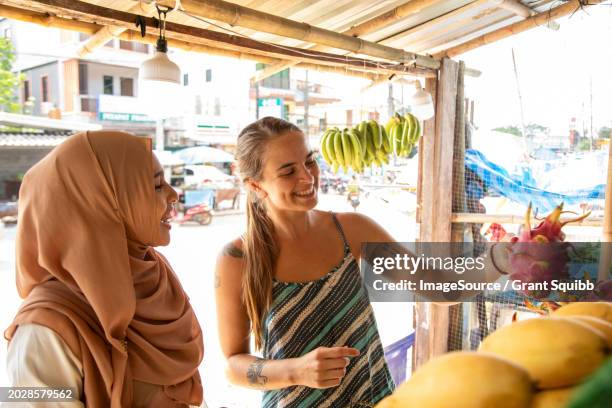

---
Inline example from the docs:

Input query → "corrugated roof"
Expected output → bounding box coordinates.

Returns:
[0,132,72,147]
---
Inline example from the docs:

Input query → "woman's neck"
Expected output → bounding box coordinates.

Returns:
[268,209,313,241]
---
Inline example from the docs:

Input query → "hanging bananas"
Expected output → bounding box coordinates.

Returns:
[319,113,421,174]
[385,112,422,158]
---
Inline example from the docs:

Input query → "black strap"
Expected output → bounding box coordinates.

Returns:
[330,212,350,253]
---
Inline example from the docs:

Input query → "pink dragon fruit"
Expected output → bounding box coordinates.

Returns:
[508,203,590,298]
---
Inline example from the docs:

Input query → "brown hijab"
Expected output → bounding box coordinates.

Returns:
[4,131,204,407]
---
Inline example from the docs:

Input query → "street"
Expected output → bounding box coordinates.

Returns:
[0,191,416,407]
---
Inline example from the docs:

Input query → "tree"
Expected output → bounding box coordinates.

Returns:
[493,123,550,137]
[598,127,611,139]
[493,125,522,137]
[0,37,23,113]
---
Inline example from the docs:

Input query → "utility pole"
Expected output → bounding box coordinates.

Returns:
[511,48,529,154]
[590,76,594,151]
[304,70,309,137]
[387,82,394,119]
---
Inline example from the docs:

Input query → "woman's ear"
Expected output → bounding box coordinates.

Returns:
[245,180,268,200]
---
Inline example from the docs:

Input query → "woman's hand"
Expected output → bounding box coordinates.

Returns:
[290,346,360,388]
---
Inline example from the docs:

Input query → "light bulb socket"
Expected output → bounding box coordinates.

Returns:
[156,37,168,53]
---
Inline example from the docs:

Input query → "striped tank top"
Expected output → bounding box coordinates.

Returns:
[261,212,395,407]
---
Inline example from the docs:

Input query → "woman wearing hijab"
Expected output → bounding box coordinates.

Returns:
[4,131,204,407]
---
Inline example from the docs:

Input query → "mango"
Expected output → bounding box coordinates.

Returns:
[564,315,612,349]
[531,387,577,408]
[375,351,533,408]
[479,317,607,389]
[552,302,612,324]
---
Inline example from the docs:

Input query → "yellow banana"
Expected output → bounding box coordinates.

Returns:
[400,115,411,156]
[381,124,391,154]
[369,120,382,149]
[341,129,353,172]
[320,129,333,165]
[326,129,338,166]
[333,129,344,167]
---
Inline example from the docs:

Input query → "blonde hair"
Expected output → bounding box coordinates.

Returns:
[235,117,302,350]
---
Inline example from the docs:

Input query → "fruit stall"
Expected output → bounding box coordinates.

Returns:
[3,1,610,407]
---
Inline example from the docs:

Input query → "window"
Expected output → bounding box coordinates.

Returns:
[346,109,353,127]
[214,97,221,116]
[23,80,30,102]
[119,40,148,53]
[183,73,189,86]
[205,69,212,82]
[103,75,113,95]
[41,76,49,102]
[120,77,134,97]
[3,27,12,39]
[78,63,88,95]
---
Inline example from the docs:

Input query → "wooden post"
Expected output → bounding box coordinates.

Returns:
[414,58,460,370]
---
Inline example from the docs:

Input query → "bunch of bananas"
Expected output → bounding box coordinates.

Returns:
[385,112,421,158]
[320,120,391,174]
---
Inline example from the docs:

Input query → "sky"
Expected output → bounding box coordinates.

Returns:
[461,4,612,135]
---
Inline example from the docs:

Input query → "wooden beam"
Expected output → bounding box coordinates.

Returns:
[78,24,127,57]
[379,0,496,48]
[343,0,442,37]
[251,60,295,83]
[0,3,97,32]
[451,212,604,227]
[414,59,460,370]
[250,0,445,82]
[599,140,612,281]
[434,0,603,58]
[498,0,560,30]
[8,0,435,76]
[171,0,441,69]
[78,2,157,57]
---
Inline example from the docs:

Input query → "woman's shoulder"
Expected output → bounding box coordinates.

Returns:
[216,236,245,273]
[220,236,245,259]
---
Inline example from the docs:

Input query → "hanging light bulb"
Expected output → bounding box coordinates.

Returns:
[409,80,434,121]
[139,5,182,119]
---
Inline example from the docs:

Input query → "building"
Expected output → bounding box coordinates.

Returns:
[0,18,255,149]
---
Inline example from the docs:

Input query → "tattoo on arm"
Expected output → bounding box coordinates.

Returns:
[223,242,244,258]
[246,358,268,387]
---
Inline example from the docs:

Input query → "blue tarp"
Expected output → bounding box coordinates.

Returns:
[464,149,605,212]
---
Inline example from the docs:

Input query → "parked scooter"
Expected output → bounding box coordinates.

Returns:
[174,203,213,225]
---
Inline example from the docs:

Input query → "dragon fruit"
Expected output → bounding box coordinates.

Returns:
[507,203,590,298]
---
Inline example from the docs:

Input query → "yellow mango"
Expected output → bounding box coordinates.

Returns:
[479,317,607,389]
[531,387,577,408]
[552,302,612,324]
[564,315,612,349]
[375,351,533,408]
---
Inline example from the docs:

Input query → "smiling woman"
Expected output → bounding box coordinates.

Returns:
[3,131,203,408]
[214,117,395,407]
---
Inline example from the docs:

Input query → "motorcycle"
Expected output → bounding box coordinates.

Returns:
[174,203,214,226]
[348,192,360,211]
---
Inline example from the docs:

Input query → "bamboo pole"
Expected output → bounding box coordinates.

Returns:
[170,0,441,69]
[78,2,156,57]
[343,0,443,37]
[250,0,444,82]
[0,3,97,32]
[78,24,127,57]
[451,212,604,227]
[434,0,603,58]
[380,0,497,48]
[0,4,381,80]
[10,0,435,76]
